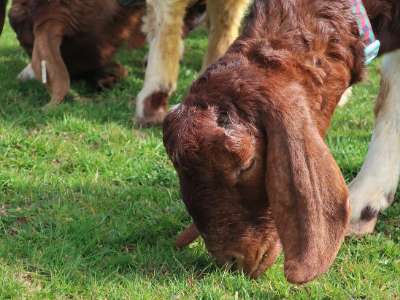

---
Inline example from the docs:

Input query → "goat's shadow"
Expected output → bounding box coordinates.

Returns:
[0,177,221,285]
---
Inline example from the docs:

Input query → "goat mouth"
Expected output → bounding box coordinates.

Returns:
[249,245,282,279]
[210,244,282,278]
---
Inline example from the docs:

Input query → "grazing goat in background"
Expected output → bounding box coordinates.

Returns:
[0,0,206,109]
[133,0,251,125]
[164,0,400,284]
[1,0,146,109]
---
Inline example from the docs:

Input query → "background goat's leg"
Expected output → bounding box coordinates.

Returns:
[200,0,250,73]
[17,63,37,81]
[347,50,400,237]
[135,0,189,126]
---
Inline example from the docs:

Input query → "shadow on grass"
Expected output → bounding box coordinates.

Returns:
[0,181,224,289]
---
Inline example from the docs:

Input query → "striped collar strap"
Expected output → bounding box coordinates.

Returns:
[351,0,380,65]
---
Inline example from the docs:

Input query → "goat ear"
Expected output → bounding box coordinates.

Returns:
[264,98,350,284]
[0,0,7,35]
[31,24,70,108]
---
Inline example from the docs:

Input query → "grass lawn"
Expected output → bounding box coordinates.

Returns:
[0,10,399,300]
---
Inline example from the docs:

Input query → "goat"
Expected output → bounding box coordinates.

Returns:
[132,0,251,125]
[164,0,400,284]
[1,0,207,109]
[1,0,146,109]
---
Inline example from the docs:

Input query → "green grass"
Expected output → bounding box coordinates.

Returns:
[1,13,399,300]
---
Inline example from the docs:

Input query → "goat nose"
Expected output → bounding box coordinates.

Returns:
[229,256,239,271]
[208,251,233,266]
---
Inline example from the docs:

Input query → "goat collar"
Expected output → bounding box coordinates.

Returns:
[351,0,380,65]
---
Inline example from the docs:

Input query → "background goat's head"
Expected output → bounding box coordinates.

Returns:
[7,0,34,57]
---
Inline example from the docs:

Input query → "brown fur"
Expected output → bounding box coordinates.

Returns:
[364,0,400,54]
[143,91,169,121]
[164,0,400,284]
[1,0,206,108]
[182,0,206,38]
[2,0,145,108]
[0,0,6,35]
[175,223,200,248]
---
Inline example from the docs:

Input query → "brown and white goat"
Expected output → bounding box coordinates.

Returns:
[164,0,400,284]
[0,0,207,109]
[134,0,251,125]
[0,0,146,109]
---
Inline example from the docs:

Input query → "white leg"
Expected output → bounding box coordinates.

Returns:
[142,41,184,66]
[347,50,400,237]
[200,0,250,73]
[135,0,189,125]
[16,63,37,81]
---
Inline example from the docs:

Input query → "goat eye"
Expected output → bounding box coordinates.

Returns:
[239,157,255,175]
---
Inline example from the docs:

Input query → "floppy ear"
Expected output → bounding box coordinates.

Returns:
[264,92,350,284]
[31,24,70,109]
[0,0,7,35]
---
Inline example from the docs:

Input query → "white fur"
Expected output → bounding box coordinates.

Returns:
[337,87,352,107]
[349,49,400,221]
[170,103,182,112]
[135,0,188,122]
[16,63,37,81]
[135,0,250,124]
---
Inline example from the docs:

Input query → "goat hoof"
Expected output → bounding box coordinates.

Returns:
[136,91,169,126]
[41,104,50,111]
[41,102,58,111]
[345,216,378,238]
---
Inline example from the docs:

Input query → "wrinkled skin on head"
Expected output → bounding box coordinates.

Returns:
[164,0,366,284]
[174,108,282,277]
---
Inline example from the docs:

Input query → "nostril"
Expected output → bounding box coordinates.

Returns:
[208,250,216,260]
[230,257,239,271]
